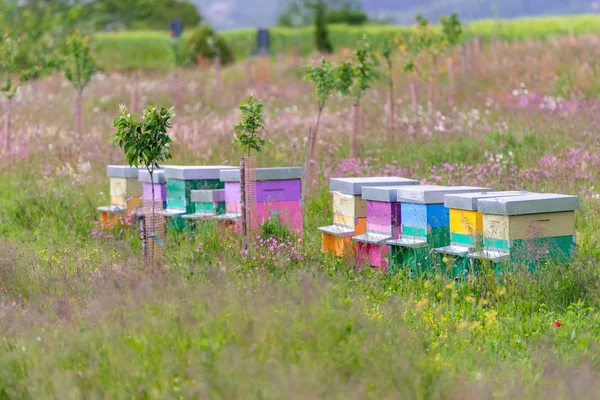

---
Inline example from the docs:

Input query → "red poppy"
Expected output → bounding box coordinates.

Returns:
[555,321,563,327]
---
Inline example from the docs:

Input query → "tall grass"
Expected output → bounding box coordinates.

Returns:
[2,33,600,397]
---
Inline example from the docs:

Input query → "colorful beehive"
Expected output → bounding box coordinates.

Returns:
[434,191,528,280]
[352,182,420,269]
[138,169,167,209]
[319,177,419,258]
[219,167,304,235]
[386,185,489,276]
[97,165,142,229]
[468,193,579,271]
[163,165,235,231]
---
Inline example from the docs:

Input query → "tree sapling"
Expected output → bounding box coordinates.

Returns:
[110,104,175,266]
[61,30,96,138]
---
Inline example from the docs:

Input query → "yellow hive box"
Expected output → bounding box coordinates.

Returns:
[449,209,483,236]
[333,214,367,235]
[332,192,366,218]
[483,211,575,240]
[110,177,142,199]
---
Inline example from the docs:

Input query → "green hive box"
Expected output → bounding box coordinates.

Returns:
[468,193,579,275]
[386,185,490,277]
[434,191,529,281]
[163,166,235,232]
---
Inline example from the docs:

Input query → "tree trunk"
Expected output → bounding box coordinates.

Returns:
[410,83,420,117]
[75,88,83,138]
[303,122,318,200]
[214,55,222,97]
[447,57,455,106]
[244,58,252,86]
[350,103,360,158]
[461,43,467,79]
[4,97,12,152]
[294,41,300,66]
[388,76,395,140]
[428,55,438,106]
[131,71,140,113]
[172,71,181,108]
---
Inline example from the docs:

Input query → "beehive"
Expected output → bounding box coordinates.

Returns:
[163,165,235,232]
[352,182,420,270]
[97,165,142,229]
[469,193,579,271]
[107,165,142,207]
[319,177,418,258]
[220,167,304,235]
[385,185,490,276]
[434,191,527,279]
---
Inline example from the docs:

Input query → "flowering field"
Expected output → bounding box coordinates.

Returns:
[2,35,600,398]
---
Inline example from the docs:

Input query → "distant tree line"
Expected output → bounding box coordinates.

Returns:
[278,0,383,28]
[2,0,202,32]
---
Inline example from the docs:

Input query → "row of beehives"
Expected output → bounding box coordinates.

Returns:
[318,177,580,279]
[97,165,304,235]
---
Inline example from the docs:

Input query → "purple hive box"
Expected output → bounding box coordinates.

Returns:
[220,167,304,206]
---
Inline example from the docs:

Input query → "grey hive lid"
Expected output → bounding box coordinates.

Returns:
[362,184,422,202]
[444,191,529,211]
[138,169,165,183]
[396,185,490,204]
[107,165,140,178]
[163,165,236,180]
[220,167,303,182]
[330,177,419,195]
[477,193,580,215]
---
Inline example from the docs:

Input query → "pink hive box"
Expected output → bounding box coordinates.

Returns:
[220,167,304,235]
[353,183,420,269]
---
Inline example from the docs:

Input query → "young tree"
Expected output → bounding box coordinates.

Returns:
[233,94,267,157]
[337,37,378,158]
[61,30,96,138]
[110,104,175,266]
[0,30,20,151]
[382,35,397,137]
[303,58,336,194]
[441,13,463,101]
[314,0,332,53]
[233,94,267,250]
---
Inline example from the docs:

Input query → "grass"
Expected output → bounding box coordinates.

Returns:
[93,14,600,71]
[2,34,600,397]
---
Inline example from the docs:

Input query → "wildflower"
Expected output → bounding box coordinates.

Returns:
[555,320,563,327]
